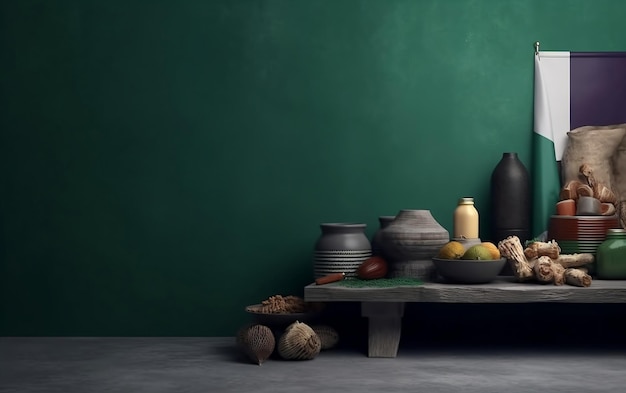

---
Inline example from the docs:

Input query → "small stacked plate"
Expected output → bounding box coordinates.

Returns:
[313,249,372,279]
[548,215,620,254]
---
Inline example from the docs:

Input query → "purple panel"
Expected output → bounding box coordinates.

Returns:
[570,52,626,129]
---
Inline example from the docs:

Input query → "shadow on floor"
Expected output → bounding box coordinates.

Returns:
[318,302,626,353]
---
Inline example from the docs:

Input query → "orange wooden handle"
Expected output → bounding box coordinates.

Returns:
[315,272,345,285]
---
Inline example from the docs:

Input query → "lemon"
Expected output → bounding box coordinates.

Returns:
[461,245,493,260]
[436,241,465,259]
[480,242,501,259]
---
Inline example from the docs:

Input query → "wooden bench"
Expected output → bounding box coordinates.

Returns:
[304,278,626,358]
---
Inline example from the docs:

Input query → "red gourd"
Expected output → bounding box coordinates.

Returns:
[356,256,388,280]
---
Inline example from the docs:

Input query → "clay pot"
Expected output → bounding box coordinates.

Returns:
[379,210,449,280]
[313,223,371,279]
[556,199,576,216]
[576,196,601,216]
[371,215,395,258]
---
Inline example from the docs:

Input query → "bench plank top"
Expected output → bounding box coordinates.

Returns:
[304,278,626,303]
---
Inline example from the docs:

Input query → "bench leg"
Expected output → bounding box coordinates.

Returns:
[361,302,405,358]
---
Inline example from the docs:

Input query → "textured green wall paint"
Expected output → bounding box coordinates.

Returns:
[1,0,625,336]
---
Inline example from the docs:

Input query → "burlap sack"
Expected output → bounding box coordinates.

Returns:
[611,125,626,202]
[619,201,626,229]
[561,125,626,200]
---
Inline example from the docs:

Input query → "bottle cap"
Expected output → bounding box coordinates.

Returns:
[458,197,474,204]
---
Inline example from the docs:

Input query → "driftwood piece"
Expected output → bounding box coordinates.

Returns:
[498,236,534,282]
[497,239,592,287]
[580,164,598,192]
[564,268,592,287]
[553,253,595,269]
[601,203,617,216]
[524,240,561,260]
[580,163,617,203]
[533,256,563,284]
[533,256,553,283]
[553,263,566,286]
[577,184,594,197]
[596,185,618,204]
[560,180,582,201]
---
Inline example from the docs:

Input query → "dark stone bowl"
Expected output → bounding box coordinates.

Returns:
[432,257,507,284]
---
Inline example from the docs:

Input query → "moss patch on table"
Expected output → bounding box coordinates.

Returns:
[336,277,424,288]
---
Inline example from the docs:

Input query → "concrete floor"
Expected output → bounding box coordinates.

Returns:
[1,336,626,393]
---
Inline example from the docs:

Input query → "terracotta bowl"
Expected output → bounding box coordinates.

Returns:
[432,257,506,284]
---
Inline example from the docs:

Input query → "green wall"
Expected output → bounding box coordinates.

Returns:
[1,0,625,336]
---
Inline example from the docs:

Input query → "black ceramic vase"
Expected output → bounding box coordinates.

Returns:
[490,152,531,244]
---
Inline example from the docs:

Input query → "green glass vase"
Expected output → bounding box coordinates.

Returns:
[596,228,626,279]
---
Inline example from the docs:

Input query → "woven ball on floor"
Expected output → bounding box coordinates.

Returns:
[236,324,275,365]
[311,325,339,350]
[277,321,321,360]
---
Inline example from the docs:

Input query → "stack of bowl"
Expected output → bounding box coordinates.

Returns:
[548,215,620,254]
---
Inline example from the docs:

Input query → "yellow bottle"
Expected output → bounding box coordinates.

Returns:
[453,197,479,239]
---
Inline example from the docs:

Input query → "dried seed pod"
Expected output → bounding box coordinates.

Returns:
[357,256,388,280]
[257,295,308,313]
[237,324,275,365]
[278,321,321,360]
[311,325,339,350]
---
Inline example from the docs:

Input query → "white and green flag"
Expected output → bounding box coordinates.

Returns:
[532,52,566,238]
[532,51,626,237]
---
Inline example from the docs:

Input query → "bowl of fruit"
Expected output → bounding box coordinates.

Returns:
[432,241,506,284]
